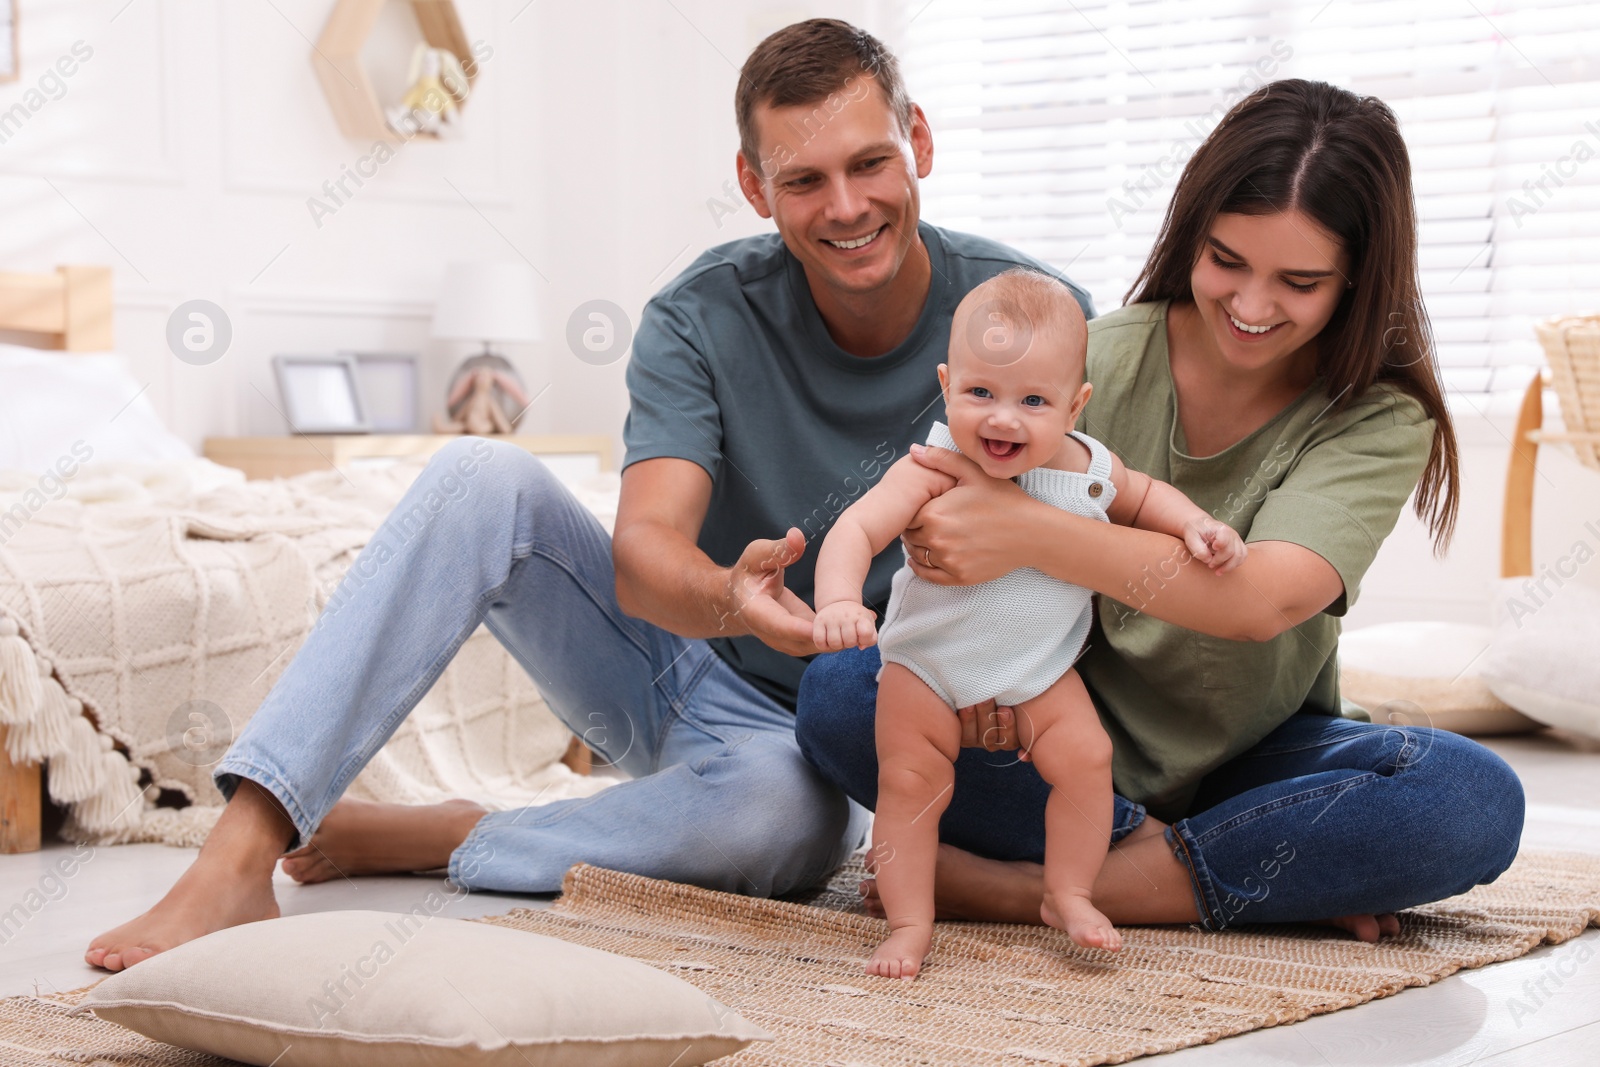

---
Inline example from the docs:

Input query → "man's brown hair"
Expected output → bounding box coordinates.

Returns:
[735,18,911,174]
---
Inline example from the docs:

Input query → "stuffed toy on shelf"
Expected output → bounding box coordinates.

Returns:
[386,43,472,138]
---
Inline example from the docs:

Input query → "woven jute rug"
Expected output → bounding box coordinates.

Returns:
[5,849,1599,1066]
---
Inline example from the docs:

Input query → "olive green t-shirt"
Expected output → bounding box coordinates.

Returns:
[1075,301,1435,820]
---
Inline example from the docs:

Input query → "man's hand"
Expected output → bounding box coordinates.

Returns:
[721,528,819,657]
[902,443,1032,585]
[812,601,878,652]
[957,699,1027,756]
[1183,517,1248,574]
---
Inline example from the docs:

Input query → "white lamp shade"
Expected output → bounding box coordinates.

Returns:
[432,262,541,343]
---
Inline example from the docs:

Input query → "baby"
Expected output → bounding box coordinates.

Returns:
[812,268,1247,979]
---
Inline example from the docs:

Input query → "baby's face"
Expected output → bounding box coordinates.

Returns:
[939,330,1088,479]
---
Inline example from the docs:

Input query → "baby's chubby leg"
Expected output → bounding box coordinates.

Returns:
[867,662,962,980]
[1016,668,1122,951]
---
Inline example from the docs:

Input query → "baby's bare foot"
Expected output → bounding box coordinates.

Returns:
[1042,889,1122,951]
[867,925,934,980]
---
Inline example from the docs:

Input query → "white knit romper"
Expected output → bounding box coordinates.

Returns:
[877,421,1116,710]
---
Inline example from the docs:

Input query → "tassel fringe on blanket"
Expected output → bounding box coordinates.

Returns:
[0,613,148,840]
[0,460,623,849]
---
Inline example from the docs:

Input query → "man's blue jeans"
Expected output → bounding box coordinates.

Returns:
[795,646,1526,929]
[214,438,869,896]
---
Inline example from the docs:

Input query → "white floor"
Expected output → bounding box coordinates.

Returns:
[3,731,1598,1066]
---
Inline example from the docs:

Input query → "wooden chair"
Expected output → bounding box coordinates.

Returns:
[1501,315,1600,580]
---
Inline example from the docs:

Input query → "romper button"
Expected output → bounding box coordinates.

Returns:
[1088,482,1103,497]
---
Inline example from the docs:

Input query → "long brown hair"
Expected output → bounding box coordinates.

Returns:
[1126,79,1459,552]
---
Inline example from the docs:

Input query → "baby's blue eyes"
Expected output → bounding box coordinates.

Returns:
[968,387,1046,408]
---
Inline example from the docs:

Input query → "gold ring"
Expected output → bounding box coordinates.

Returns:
[922,546,933,567]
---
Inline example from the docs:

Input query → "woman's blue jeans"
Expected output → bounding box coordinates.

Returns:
[214,438,868,897]
[795,646,1526,929]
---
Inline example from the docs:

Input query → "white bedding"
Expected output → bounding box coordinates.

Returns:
[0,345,194,472]
[0,348,618,846]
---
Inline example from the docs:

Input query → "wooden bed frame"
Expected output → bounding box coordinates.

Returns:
[0,265,593,856]
[0,265,113,352]
[0,265,113,853]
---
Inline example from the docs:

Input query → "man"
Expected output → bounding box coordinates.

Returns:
[86,18,1092,971]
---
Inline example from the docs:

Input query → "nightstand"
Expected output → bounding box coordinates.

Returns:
[202,434,613,480]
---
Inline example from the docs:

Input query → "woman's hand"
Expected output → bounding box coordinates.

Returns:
[902,444,1036,585]
[957,699,1028,757]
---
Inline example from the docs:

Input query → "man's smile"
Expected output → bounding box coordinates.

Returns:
[823,225,886,251]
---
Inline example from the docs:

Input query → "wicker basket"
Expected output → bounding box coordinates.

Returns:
[1534,313,1600,471]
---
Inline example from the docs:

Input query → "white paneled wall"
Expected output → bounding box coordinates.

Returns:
[0,0,1589,625]
[0,0,883,449]
[1348,394,1600,632]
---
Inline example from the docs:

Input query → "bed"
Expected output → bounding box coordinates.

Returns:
[0,266,615,854]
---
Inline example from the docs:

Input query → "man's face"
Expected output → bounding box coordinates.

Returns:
[738,77,934,300]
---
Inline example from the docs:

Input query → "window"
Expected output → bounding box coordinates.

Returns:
[894,0,1600,393]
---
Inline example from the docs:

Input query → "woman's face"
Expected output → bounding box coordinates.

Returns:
[1188,210,1351,374]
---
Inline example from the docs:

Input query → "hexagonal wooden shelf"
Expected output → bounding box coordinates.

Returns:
[312,0,477,141]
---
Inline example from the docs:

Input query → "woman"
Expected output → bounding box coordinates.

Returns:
[794,78,1524,940]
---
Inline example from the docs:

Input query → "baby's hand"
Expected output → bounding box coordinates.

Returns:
[1183,517,1248,574]
[813,601,878,651]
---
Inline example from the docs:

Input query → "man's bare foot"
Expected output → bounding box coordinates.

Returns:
[868,925,934,980]
[1041,888,1122,951]
[281,798,487,884]
[87,782,291,972]
[85,858,279,972]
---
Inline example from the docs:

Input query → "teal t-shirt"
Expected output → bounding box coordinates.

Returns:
[622,222,1095,708]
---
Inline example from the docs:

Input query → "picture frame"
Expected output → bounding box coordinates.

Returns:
[271,354,370,434]
[343,351,420,433]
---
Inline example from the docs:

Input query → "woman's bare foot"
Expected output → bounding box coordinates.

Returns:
[86,782,291,972]
[280,798,487,883]
[1042,888,1122,950]
[859,828,1401,942]
[868,925,934,980]
[861,843,1045,924]
[1314,913,1402,942]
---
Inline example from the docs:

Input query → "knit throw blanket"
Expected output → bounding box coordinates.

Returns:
[0,456,617,846]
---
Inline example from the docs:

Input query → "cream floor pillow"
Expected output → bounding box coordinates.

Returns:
[1481,579,1600,741]
[74,910,769,1066]
[1339,621,1541,735]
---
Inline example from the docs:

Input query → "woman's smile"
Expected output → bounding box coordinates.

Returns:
[1225,311,1287,340]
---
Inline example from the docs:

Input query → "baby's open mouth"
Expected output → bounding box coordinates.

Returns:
[981,437,1023,461]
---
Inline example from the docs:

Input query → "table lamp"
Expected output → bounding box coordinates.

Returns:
[431,262,541,358]
[430,262,540,434]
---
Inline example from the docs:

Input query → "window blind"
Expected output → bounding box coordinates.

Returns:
[893,0,1600,393]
